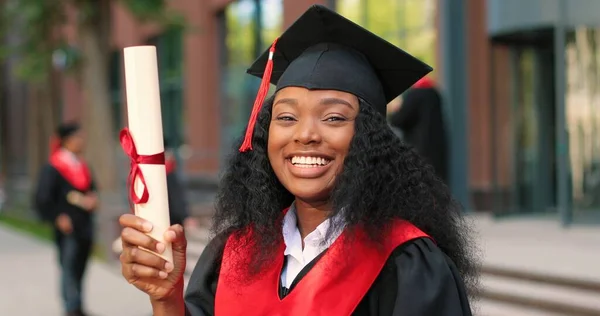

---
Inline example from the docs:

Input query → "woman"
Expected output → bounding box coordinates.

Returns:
[119,5,478,315]
[34,122,98,316]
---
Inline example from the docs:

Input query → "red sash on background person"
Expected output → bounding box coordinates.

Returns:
[215,215,431,316]
[49,150,93,192]
[165,158,176,175]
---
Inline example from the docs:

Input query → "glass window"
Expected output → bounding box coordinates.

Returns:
[335,0,438,70]
[146,28,184,147]
[565,27,600,218]
[220,0,283,158]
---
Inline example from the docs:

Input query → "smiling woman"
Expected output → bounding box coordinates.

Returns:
[118,5,479,316]
[269,88,358,203]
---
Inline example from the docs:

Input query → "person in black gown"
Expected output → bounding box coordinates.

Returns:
[389,76,449,184]
[118,5,478,316]
[34,122,98,316]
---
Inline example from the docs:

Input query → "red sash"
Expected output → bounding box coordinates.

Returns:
[215,218,431,316]
[49,151,92,192]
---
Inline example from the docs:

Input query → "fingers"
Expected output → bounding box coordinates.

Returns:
[124,262,169,281]
[164,225,187,252]
[119,214,153,233]
[121,227,165,254]
[121,246,174,274]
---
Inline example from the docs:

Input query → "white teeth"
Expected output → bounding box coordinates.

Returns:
[291,156,330,167]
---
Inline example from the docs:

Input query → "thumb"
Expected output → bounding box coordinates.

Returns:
[164,225,187,276]
[164,225,187,253]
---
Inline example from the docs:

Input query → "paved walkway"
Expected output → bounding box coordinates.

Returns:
[0,224,152,316]
[471,213,600,282]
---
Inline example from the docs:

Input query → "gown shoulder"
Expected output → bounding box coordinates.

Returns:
[355,237,473,316]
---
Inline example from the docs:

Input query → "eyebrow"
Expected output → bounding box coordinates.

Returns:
[319,97,354,109]
[273,97,355,109]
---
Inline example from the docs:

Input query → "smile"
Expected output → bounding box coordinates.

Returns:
[286,155,333,179]
[290,156,331,168]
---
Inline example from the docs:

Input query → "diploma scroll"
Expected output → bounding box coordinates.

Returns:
[122,46,173,263]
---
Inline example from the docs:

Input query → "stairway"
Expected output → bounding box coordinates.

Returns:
[477,265,600,316]
[183,224,210,287]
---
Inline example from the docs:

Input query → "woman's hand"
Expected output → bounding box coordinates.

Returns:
[55,213,73,234]
[119,214,188,302]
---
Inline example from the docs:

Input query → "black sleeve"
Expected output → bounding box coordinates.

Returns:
[389,89,420,131]
[167,173,190,226]
[89,169,98,192]
[33,164,60,223]
[184,233,228,316]
[358,238,473,316]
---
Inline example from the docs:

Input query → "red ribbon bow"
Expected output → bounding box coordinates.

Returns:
[119,128,165,204]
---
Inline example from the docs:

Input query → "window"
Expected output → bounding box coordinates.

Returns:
[335,0,438,70]
[219,0,283,157]
[146,28,184,147]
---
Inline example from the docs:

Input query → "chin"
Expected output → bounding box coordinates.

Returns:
[287,185,331,204]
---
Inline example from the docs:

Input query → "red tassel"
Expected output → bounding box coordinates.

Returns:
[239,37,279,152]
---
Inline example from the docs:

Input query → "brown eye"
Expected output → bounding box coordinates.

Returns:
[277,116,296,121]
[324,116,346,122]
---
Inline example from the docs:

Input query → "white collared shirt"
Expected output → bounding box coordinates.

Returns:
[59,148,81,167]
[280,204,344,289]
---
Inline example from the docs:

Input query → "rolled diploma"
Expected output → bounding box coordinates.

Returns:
[123,46,173,263]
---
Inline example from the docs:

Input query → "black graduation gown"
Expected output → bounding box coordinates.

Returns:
[33,163,96,241]
[389,87,448,184]
[184,235,472,316]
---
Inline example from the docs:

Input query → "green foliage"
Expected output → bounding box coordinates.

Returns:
[0,0,66,82]
[0,0,186,83]
[121,0,187,30]
[337,0,438,69]
[0,213,53,241]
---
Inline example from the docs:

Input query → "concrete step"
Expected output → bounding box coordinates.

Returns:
[480,273,600,316]
[475,299,571,316]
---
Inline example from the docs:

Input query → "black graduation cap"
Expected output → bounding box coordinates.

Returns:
[239,4,432,152]
[56,122,80,140]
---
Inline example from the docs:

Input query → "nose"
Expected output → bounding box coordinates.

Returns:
[294,117,322,145]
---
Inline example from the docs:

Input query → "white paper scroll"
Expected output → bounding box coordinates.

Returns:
[123,46,173,263]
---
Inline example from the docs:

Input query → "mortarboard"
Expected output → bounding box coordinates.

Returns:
[239,4,432,152]
[56,122,80,140]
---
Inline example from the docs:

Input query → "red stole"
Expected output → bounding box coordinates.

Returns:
[49,150,92,192]
[165,158,176,175]
[215,218,431,316]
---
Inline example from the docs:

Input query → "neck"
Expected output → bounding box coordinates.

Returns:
[61,147,81,158]
[294,199,331,240]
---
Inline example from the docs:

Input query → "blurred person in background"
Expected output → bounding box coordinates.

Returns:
[164,138,197,229]
[389,76,449,184]
[33,122,98,316]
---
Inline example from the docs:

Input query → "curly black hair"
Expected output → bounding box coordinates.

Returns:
[212,96,479,296]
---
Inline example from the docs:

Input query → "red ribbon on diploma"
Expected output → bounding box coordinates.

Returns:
[119,128,165,204]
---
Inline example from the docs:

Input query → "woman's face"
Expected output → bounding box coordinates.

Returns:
[268,87,359,203]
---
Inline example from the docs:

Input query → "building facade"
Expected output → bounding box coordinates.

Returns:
[57,0,328,185]
[438,0,600,224]
[3,0,598,224]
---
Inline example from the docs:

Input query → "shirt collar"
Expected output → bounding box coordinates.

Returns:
[282,203,344,256]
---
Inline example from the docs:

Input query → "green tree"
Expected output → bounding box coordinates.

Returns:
[1,0,184,192]
[337,0,437,70]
